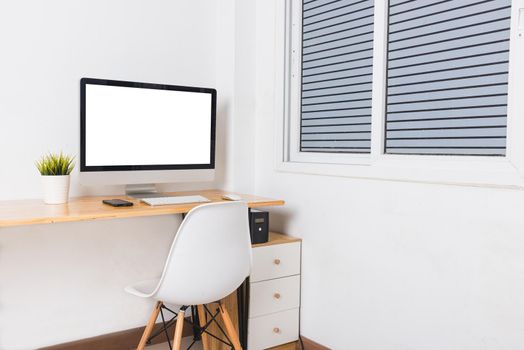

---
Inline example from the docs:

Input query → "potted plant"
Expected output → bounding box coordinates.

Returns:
[36,153,75,204]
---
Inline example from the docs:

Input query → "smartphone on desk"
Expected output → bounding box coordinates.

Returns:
[102,199,134,207]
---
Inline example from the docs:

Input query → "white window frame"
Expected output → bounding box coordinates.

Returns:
[275,0,524,188]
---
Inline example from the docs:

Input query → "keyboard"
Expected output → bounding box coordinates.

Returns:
[141,195,211,206]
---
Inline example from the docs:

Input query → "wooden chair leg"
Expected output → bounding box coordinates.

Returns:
[218,302,243,350]
[137,301,163,350]
[172,308,186,350]
[197,305,210,350]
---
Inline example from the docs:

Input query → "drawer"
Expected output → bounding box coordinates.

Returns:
[249,275,300,318]
[251,242,300,282]
[248,308,299,350]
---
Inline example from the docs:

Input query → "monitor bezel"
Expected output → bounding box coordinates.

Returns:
[80,78,216,172]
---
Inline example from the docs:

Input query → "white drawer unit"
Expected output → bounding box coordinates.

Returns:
[249,275,300,318]
[248,308,300,350]
[250,241,301,283]
[247,234,301,350]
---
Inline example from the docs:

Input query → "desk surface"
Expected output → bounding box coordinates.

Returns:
[0,189,285,228]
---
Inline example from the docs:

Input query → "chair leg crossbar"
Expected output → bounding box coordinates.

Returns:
[145,303,236,350]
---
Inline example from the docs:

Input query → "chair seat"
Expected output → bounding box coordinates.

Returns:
[125,278,161,298]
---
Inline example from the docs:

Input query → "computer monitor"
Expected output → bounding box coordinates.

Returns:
[80,78,216,194]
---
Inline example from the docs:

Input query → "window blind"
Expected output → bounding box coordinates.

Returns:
[300,0,374,153]
[385,0,511,156]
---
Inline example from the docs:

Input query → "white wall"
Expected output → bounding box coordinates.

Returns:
[217,0,257,194]
[0,0,252,348]
[254,1,524,349]
[0,216,181,349]
[0,0,221,199]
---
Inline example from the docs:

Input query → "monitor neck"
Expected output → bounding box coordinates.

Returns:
[125,184,158,198]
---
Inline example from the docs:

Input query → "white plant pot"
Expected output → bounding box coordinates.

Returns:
[42,175,70,204]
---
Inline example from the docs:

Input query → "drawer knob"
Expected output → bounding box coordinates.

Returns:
[273,258,281,265]
[273,327,281,334]
[274,292,281,299]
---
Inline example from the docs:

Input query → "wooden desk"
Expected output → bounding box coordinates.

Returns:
[0,189,284,228]
[0,189,297,349]
[0,190,299,350]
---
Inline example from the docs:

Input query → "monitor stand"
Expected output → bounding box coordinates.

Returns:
[125,184,170,199]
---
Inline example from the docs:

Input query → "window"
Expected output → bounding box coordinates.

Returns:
[301,0,375,154]
[289,0,514,160]
[280,0,522,185]
[385,0,511,156]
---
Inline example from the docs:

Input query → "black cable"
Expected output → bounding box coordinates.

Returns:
[159,307,172,350]
[299,335,305,349]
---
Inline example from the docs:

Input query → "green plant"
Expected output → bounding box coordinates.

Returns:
[36,153,75,176]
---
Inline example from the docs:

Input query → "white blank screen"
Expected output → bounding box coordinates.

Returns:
[85,84,212,166]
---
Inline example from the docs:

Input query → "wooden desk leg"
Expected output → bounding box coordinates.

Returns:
[137,301,162,350]
[197,305,210,350]
[218,302,243,350]
[236,279,249,348]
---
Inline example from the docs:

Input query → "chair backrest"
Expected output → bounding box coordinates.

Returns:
[154,201,252,305]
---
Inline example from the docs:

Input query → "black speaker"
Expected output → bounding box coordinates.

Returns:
[249,209,269,244]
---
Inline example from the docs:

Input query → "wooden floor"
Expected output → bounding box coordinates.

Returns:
[144,338,299,350]
[144,337,203,350]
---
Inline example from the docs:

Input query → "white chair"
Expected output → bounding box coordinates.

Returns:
[125,201,252,350]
